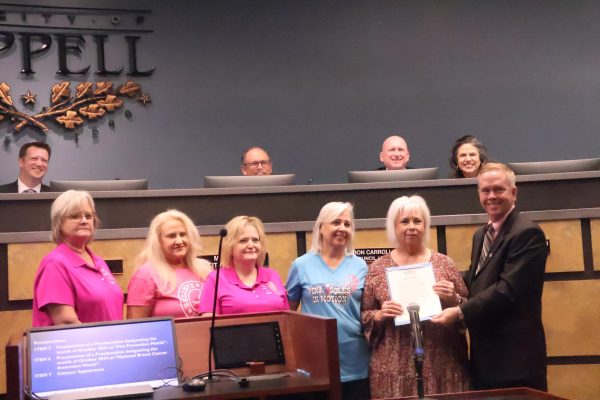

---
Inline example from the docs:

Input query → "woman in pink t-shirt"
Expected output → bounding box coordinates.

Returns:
[127,210,213,318]
[199,216,288,315]
[32,190,124,327]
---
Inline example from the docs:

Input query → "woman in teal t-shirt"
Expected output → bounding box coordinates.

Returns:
[286,202,370,400]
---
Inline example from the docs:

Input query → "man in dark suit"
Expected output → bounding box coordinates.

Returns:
[433,162,548,391]
[0,142,51,193]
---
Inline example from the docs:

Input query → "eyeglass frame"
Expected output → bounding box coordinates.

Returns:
[242,160,272,169]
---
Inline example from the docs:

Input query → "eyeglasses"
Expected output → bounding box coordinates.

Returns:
[243,160,271,169]
[66,212,95,221]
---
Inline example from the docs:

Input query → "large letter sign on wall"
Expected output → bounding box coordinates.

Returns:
[0,3,154,137]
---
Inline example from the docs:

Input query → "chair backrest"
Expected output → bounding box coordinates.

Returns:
[507,158,600,175]
[348,167,439,183]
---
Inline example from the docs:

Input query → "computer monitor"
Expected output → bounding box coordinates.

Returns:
[49,179,149,191]
[348,167,439,183]
[27,318,179,398]
[212,321,285,369]
[203,174,295,188]
[507,158,600,175]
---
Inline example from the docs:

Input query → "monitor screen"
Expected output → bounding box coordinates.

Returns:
[49,179,149,191]
[348,168,439,183]
[507,158,600,175]
[203,174,295,188]
[27,318,179,398]
[213,322,285,369]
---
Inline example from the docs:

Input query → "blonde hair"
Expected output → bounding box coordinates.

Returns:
[310,202,355,255]
[221,216,267,267]
[136,210,212,293]
[478,162,516,187]
[50,190,100,244]
[386,195,431,247]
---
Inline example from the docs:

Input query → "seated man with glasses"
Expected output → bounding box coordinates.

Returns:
[241,146,273,176]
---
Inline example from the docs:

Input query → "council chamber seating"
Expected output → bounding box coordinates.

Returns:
[347,167,439,183]
[508,158,600,175]
[49,179,149,191]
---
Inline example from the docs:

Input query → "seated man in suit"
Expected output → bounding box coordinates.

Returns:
[379,135,410,170]
[432,162,548,391]
[0,142,51,193]
[241,146,272,176]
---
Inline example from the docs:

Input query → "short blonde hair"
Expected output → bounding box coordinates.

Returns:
[310,202,355,255]
[478,162,516,188]
[136,210,212,293]
[50,190,100,244]
[221,216,267,267]
[385,195,431,247]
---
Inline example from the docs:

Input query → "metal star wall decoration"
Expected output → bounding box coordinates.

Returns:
[138,93,151,106]
[21,90,36,105]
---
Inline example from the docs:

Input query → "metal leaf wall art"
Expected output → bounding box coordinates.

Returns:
[0,81,151,134]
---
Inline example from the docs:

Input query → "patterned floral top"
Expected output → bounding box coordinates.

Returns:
[361,252,470,398]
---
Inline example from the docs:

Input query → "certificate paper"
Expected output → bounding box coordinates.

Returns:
[385,262,442,326]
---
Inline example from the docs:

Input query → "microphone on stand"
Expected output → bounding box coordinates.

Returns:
[207,228,227,381]
[407,303,424,361]
[407,303,436,399]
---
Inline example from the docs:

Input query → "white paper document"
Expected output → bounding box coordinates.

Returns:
[385,262,442,326]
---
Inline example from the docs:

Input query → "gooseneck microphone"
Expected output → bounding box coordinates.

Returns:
[407,303,424,361]
[406,303,435,399]
[207,228,227,381]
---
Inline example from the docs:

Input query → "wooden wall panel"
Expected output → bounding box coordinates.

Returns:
[8,242,54,301]
[447,220,584,273]
[8,239,145,300]
[548,364,600,400]
[445,225,479,272]
[354,229,389,248]
[591,218,600,271]
[0,310,32,395]
[543,280,600,356]
[197,235,219,256]
[539,220,584,272]
[264,233,297,282]
[88,239,145,291]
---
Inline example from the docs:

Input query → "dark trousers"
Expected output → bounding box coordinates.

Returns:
[473,374,548,392]
[341,378,371,400]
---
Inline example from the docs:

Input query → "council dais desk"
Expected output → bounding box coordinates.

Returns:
[1,171,599,232]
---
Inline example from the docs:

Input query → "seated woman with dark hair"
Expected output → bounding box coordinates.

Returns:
[32,190,123,326]
[449,135,489,178]
[198,216,288,315]
[127,210,213,318]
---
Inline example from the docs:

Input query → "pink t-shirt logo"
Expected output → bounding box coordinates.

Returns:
[266,281,280,295]
[178,280,203,317]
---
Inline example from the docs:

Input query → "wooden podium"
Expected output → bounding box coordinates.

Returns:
[6,311,341,400]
